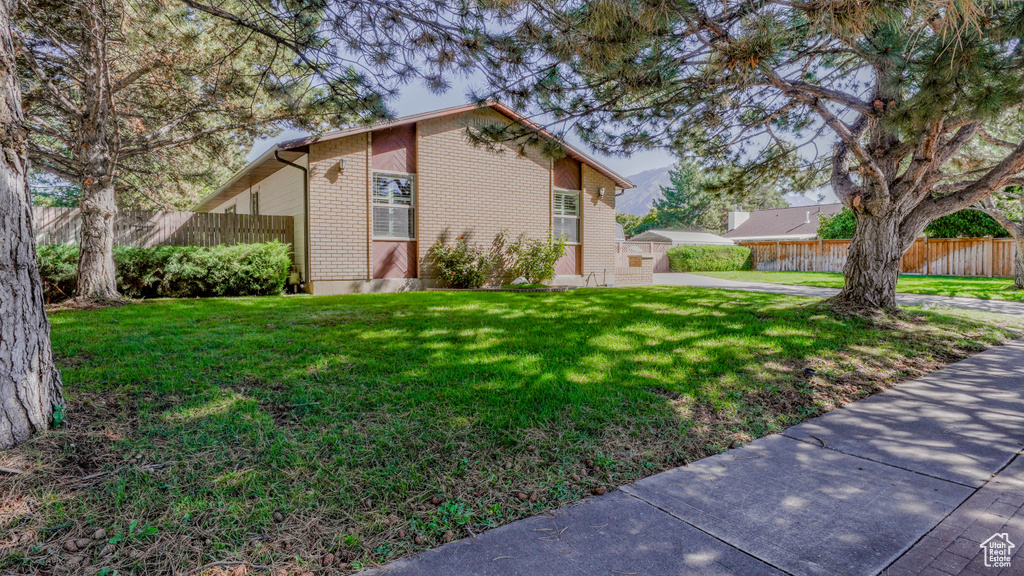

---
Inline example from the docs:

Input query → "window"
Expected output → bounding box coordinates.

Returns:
[373,173,415,239]
[224,204,236,215]
[553,190,580,243]
[250,191,260,215]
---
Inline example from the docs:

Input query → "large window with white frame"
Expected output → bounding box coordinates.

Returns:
[553,189,580,243]
[373,173,415,239]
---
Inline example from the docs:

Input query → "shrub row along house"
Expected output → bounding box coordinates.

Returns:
[196,103,634,294]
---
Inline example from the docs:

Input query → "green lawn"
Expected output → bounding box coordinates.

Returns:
[3,288,1021,575]
[699,271,1024,301]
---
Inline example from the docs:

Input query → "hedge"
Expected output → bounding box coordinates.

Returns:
[37,242,292,302]
[667,245,752,272]
[819,207,1010,239]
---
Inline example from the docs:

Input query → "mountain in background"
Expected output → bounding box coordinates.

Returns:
[617,166,837,214]
[616,166,673,215]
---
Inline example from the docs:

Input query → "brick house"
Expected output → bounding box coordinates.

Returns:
[196,103,634,295]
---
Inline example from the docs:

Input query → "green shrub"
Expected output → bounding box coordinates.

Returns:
[36,245,79,301]
[667,245,752,272]
[504,232,567,285]
[429,237,497,288]
[817,209,857,239]
[819,207,1010,239]
[36,242,292,302]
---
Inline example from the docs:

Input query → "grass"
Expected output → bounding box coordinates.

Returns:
[2,287,1022,575]
[699,271,1024,301]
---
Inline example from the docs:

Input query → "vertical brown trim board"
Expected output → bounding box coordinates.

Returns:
[366,132,373,280]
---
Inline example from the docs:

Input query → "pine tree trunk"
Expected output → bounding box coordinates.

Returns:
[832,213,905,309]
[0,0,65,449]
[74,0,120,301]
[76,179,119,300]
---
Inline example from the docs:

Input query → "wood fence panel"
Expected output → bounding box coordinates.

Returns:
[993,239,1016,278]
[743,242,778,271]
[33,206,293,249]
[742,236,1016,278]
[820,240,849,273]
[901,238,926,274]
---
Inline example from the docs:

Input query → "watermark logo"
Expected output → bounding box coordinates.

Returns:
[980,533,1015,569]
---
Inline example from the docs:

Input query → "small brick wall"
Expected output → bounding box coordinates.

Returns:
[615,254,654,286]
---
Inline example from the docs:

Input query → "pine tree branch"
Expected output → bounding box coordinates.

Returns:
[974,196,1022,241]
[118,120,276,157]
[906,139,1024,229]
[978,128,1018,149]
[177,0,355,97]
[896,120,947,197]
[935,177,1024,193]
[24,121,70,146]
[112,63,160,94]
[120,107,219,149]
[13,33,82,115]
[27,145,80,183]
[934,122,981,167]
[786,80,874,116]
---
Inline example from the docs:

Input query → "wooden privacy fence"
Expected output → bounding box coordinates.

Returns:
[33,206,293,248]
[616,241,672,273]
[741,237,1019,278]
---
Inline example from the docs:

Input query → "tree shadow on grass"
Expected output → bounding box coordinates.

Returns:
[10,287,1017,575]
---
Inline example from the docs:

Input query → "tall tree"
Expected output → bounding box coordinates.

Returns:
[16,0,349,301]
[473,0,1024,310]
[20,0,499,302]
[0,0,63,449]
[655,162,785,234]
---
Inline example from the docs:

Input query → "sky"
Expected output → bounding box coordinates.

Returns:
[247,77,676,179]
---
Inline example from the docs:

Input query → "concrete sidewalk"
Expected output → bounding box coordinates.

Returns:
[653,272,1024,316]
[364,340,1024,576]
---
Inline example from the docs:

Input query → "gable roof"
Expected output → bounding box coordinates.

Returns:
[724,203,843,239]
[629,229,734,245]
[195,102,633,211]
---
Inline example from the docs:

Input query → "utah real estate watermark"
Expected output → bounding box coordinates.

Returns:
[980,533,1015,569]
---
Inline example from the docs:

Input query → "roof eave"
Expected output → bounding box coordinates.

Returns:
[194,146,282,212]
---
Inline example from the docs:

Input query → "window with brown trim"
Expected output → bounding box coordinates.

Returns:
[553,190,580,243]
[372,173,415,239]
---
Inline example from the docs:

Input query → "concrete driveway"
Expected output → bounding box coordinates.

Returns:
[654,272,1024,316]
[364,341,1024,576]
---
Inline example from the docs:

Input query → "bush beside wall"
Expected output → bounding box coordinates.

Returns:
[667,245,752,272]
[37,242,292,302]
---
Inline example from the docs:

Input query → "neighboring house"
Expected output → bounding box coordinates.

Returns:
[196,102,633,294]
[724,203,843,242]
[628,229,734,246]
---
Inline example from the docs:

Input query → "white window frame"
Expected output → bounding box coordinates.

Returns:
[250,190,260,215]
[224,204,237,215]
[553,189,581,244]
[372,171,416,241]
